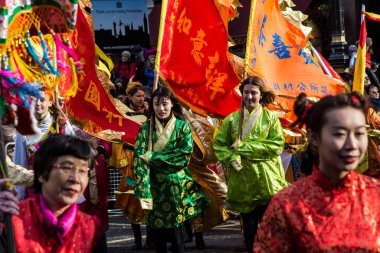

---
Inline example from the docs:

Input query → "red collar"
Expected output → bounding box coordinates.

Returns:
[312,166,357,190]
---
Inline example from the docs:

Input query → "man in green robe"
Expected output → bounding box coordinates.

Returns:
[213,76,288,253]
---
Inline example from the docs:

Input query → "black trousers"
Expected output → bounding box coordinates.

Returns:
[131,223,154,247]
[240,205,268,253]
[154,227,184,253]
[131,223,142,246]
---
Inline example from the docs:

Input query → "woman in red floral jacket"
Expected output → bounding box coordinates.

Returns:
[254,92,380,252]
[0,134,107,252]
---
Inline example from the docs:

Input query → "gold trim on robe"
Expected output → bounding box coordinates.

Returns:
[154,115,176,152]
[242,104,263,140]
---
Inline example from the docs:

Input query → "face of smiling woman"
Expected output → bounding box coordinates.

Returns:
[153,96,173,120]
[242,84,261,112]
[314,107,367,182]
[34,91,52,120]
[39,155,89,216]
[129,89,145,109]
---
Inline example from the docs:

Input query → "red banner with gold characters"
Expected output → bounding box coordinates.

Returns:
[66,8,141,145]
[245,0,344,113]
[160,0,241,117]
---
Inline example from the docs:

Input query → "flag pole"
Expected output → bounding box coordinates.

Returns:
[238,0,258,140]
[153,0,168,91]
[142,0,168,209]
[352,4,366,94]
[149,0,169,150]
[243,0,257,78]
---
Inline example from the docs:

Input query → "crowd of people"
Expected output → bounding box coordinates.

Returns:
[109,45,156,99]
[348,37,380,113]
[0,42,380,253]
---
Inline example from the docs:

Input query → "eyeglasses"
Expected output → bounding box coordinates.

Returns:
[52,163,90,179]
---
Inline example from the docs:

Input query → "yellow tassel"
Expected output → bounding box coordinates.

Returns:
[8,51,17,72]
[11,48,40,82]
[65,57,78,97]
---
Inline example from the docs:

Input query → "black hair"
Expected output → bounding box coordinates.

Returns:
[127,85,145,109]
[33,134,95,193]
[128,85,145,96]
[239,76,276,107]
[149,86,184,121]
[293,92,367,172]
[114,77,124,85]
[293,92,367,136]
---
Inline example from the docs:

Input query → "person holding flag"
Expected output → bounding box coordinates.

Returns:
[350,6,380,179]
[13,88,75,200]
[132,86,209,253]
[213,76,288,252]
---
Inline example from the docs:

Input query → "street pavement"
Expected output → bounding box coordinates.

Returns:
[106,210,244,253]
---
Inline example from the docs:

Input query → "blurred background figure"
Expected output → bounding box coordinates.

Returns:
[114,51,136,86]
[144,54,155,89]
[110,77,127,97]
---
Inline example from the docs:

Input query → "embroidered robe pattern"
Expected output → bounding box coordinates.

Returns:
[133,118,209,228]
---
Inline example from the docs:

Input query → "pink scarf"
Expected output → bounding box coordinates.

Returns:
[39,194,78,245]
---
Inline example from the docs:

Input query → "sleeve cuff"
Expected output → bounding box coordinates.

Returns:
[139,151,152,164]
[231,158,243,172]
[139,198,153,210]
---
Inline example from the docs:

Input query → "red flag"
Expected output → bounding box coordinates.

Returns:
[67,8,141,145]
[363,11,380,22]
[160,0,241,117]
[311,47,344,83]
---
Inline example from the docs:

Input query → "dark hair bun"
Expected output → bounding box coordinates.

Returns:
[350,91,367,109]
[294,93,308,120]
[292,92,367,134]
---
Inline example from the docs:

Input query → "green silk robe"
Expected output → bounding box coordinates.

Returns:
[133,118,209,229]
[213,108,288,213]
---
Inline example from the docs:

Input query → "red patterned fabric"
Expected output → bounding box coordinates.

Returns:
[254,168,380,253]
[13,197,103,253]
[80,140,112,230]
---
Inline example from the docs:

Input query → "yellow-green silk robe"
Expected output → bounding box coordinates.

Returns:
[133,118,209,229]
[213,108,288,213]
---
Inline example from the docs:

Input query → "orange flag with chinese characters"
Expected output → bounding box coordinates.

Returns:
[66,8,141,145]
[245,0,344,114]
[160,0,241,117]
